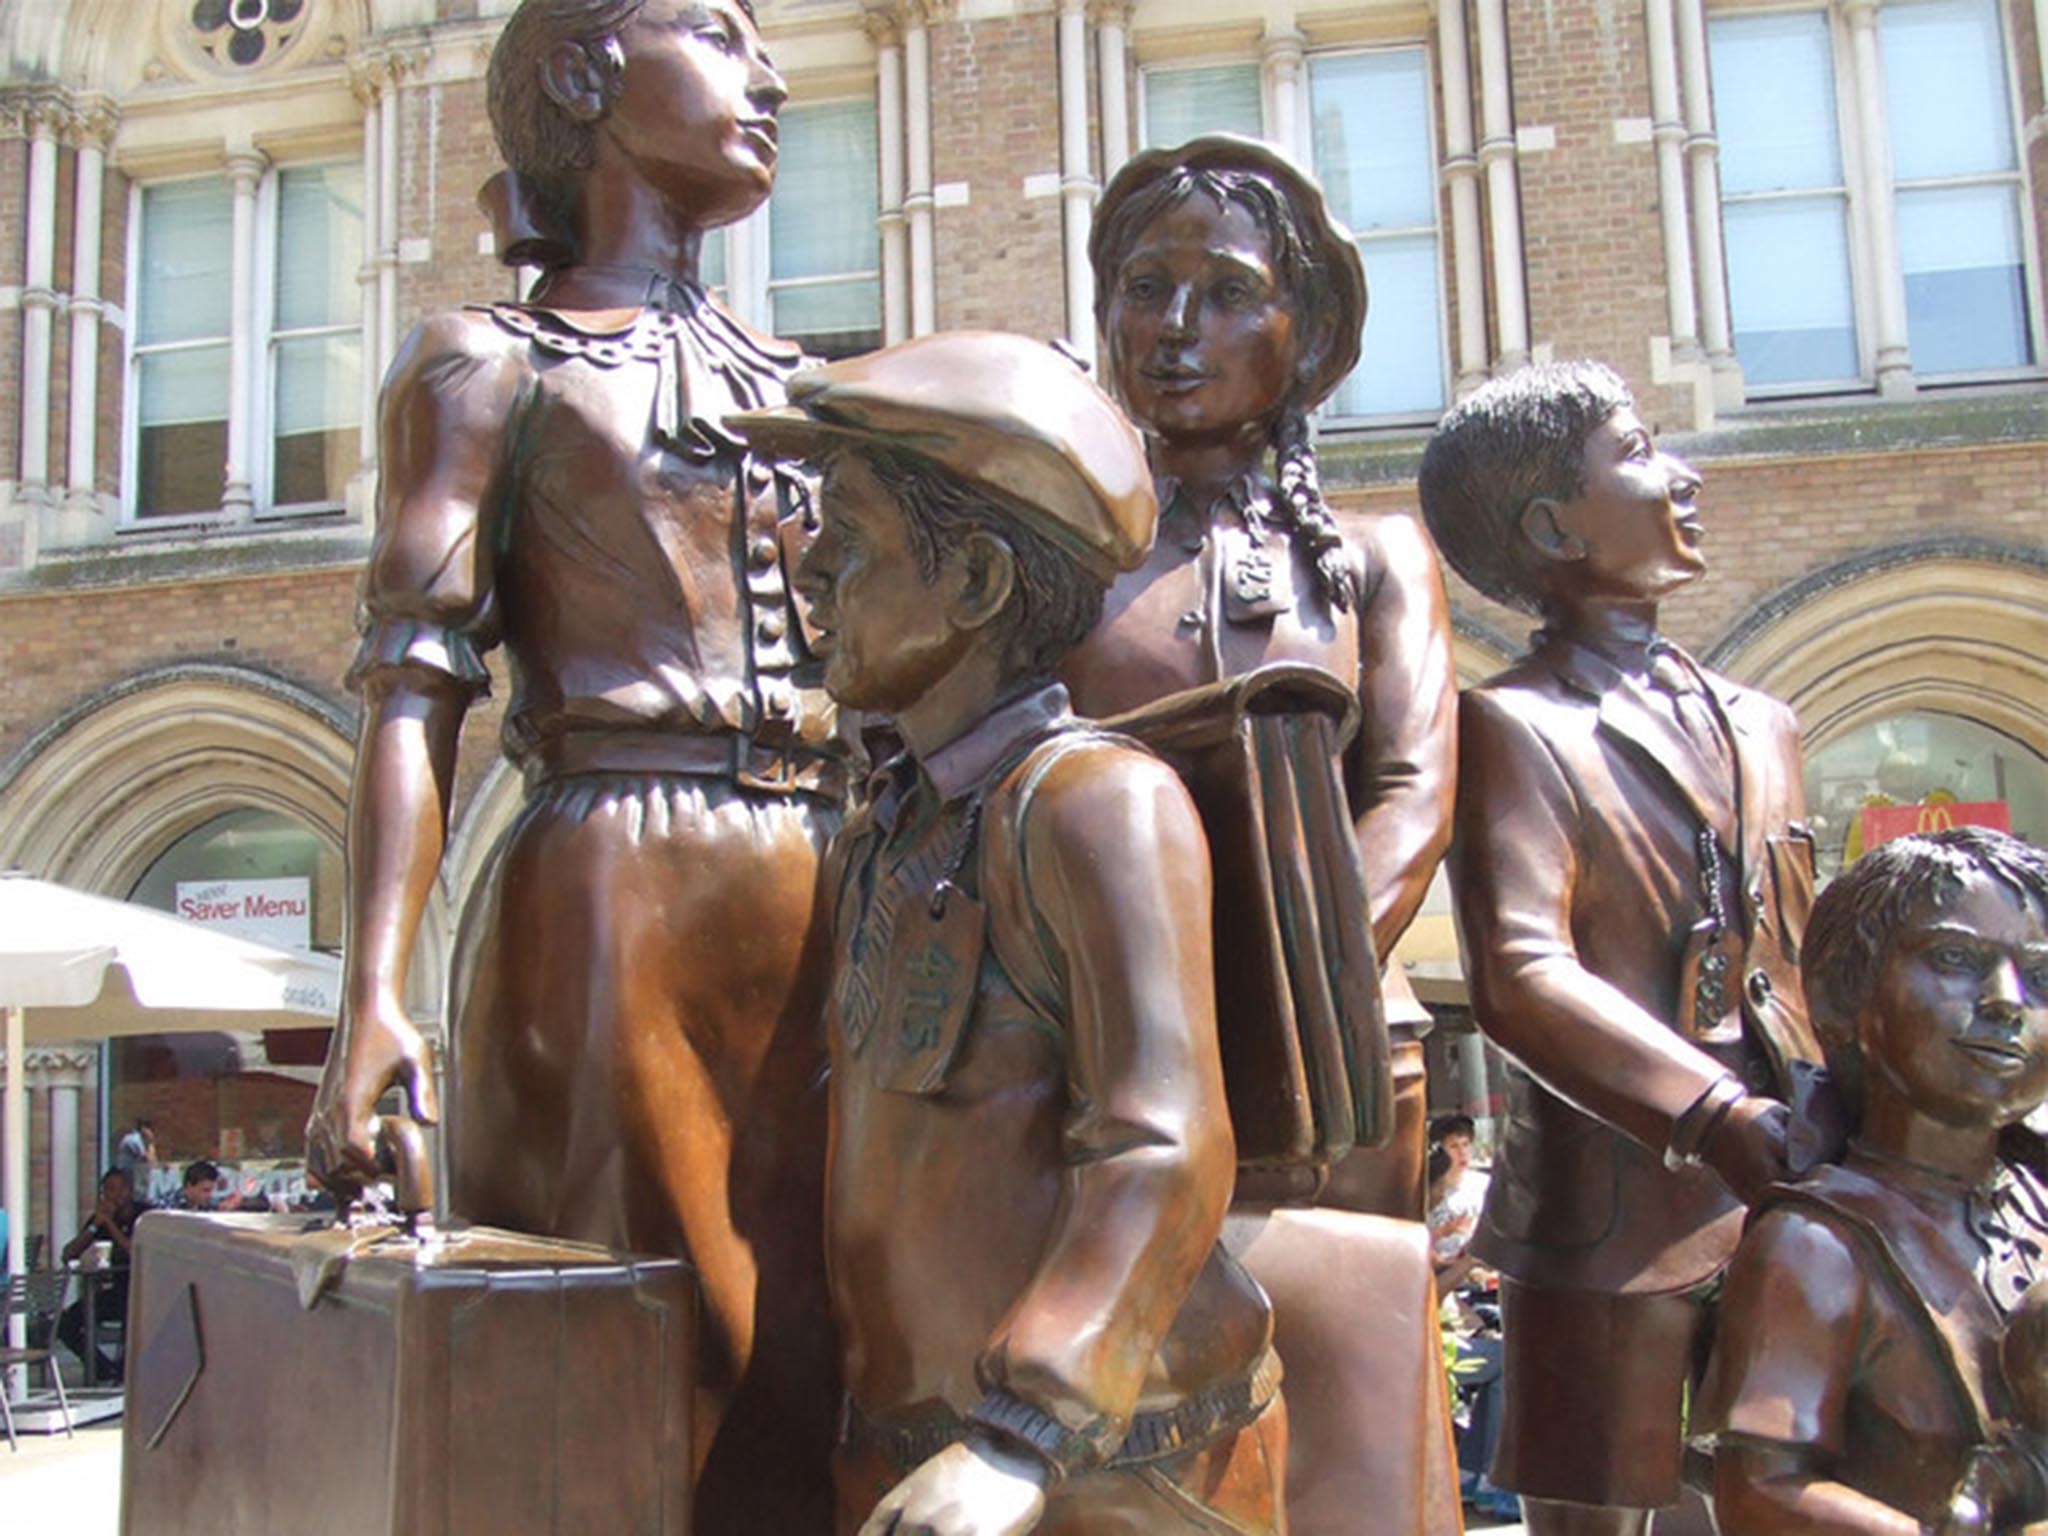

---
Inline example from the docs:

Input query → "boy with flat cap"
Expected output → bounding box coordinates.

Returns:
[731,331,1285,1536]
[1419,362,1823,1536]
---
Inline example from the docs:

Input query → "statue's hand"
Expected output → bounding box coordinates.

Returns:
[306,989,440,1204]
[1699,1093,1792,1207]
[858,1434,1051,1536]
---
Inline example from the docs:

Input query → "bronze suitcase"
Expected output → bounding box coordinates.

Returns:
[119,1209,697,1536]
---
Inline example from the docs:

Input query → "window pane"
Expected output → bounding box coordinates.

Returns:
[770,100,879,283]
[1328,235,1443,418]
[1709,12,1843,194]
[1724,197,1860,385]
[1309,49,1436,232]
[1803,711,2048,880]
[1143,64,1262,146]
[275,163,364,332]
[700,227,728,292]
[1897,184,2032,373]
[773,278,883,359]
[139,180,232,346]
[1881,0,2016,181]
[137,346,229,517]
[273,333,361,505]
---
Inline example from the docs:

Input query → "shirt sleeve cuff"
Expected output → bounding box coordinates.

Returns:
[347,617,492,695]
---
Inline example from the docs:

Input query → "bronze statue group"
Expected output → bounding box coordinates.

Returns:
[294,3,2048,1533]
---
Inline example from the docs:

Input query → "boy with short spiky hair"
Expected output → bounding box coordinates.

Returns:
[1420,362,1823,1536]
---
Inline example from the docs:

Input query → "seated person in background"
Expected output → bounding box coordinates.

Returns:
[1432,1142,1515,1521]
[58,1167,145,1383]
[169,1159,232,1211]
[1694,827,2048,1535]
[1427,1114,1489,1274]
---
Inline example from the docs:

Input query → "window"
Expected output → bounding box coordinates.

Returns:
[1880,0,2033,375]
[1711,12,1861,388]
[769,99,882,358]
[1310,48,1445,418]
[1137,48,1450,422]
[132,180,233,519]
[694,99,881,360]
[1142,63,1263,146]
[1709,0,2038,394]
[266,165,364,509]
[128,161,363,520]
[1804,711,2047,878]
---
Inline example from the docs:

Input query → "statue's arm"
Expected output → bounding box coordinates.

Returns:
[1700,1209,1915,1535]
[1452,686,1746,1156]
[971,749,1231,1474]
[308,313,522,1188]
[1344,509,1457,955]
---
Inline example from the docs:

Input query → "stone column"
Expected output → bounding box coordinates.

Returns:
[29,1047,94,1246]
[223,147,267,518]
[16,97,62,514]
[1435,0,1489,394]
[867,7,911,345]
[62,98,117,535]
[1474,0,1529,367]
[1843,0,1912,396]
[378,55,402,380]
[351,58,383,475]
[1093,0,1132,182]
[1674,0,1738,401]
[1260,25,1308,166]
[1643,0,1699,356]
[904,4,938,336]
[1057,0,1097,365]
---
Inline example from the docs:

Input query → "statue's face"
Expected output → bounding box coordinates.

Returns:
[1104,194,1299,444]
[1540,407,1706,604]
[604,0,786,227]
[1860,872,2048,1131]
[796,455,976,715]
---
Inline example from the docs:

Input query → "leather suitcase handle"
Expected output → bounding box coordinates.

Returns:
[374,1115,436,1222]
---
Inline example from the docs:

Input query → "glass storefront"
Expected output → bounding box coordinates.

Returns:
[1803,711,2048,879]
[110,807,340,1209]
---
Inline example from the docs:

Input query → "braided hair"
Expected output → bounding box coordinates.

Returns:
[1093,164,1359,612]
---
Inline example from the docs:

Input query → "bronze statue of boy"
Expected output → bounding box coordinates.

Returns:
[1695,827,2048,1535]
[731,332,1286,1536]
[1420,361,1823,1536]
[307,2,844,1525]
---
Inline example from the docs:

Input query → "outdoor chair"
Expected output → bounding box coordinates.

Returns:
[0,1271,75,1449]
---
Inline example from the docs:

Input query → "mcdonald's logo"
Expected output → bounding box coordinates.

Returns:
[1860,800,2011,854]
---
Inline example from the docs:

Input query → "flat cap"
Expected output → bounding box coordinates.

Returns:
[1092,134,1368,415]
[727,331,1157,581]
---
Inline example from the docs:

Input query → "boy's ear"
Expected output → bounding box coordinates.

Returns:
[947,531,1019,635]
[540,38,621,126]
[1518,497,1587,568]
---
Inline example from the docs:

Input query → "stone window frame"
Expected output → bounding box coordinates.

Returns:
[1703,0,2048,402]
[118,151,367,531]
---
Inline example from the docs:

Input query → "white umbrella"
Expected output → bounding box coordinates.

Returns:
[0,871,339,1297]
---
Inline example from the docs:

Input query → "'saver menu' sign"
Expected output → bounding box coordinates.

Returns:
[175,877,313,951]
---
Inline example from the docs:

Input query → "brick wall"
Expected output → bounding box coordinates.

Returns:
[931,13,1068,341]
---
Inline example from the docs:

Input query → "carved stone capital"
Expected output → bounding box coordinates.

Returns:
[60,95,119,153]
[861,3,902,47]
[18,92,71,143]
[225,147,270,192]
[1088,0,1135,27]
[24,1046,98,1090]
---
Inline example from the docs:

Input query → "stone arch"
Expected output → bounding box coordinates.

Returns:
[0,662,450,1022]
[1706,539,2048,758]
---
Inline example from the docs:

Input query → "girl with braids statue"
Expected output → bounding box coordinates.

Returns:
[1064,135,1457,1222]
[1061,135,1464,1536]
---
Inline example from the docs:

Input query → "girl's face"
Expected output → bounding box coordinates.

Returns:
[1104,194,1303,445]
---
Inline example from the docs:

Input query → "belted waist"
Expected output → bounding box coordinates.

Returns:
[526,731,847,801]
[839,1346,1283,1476]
